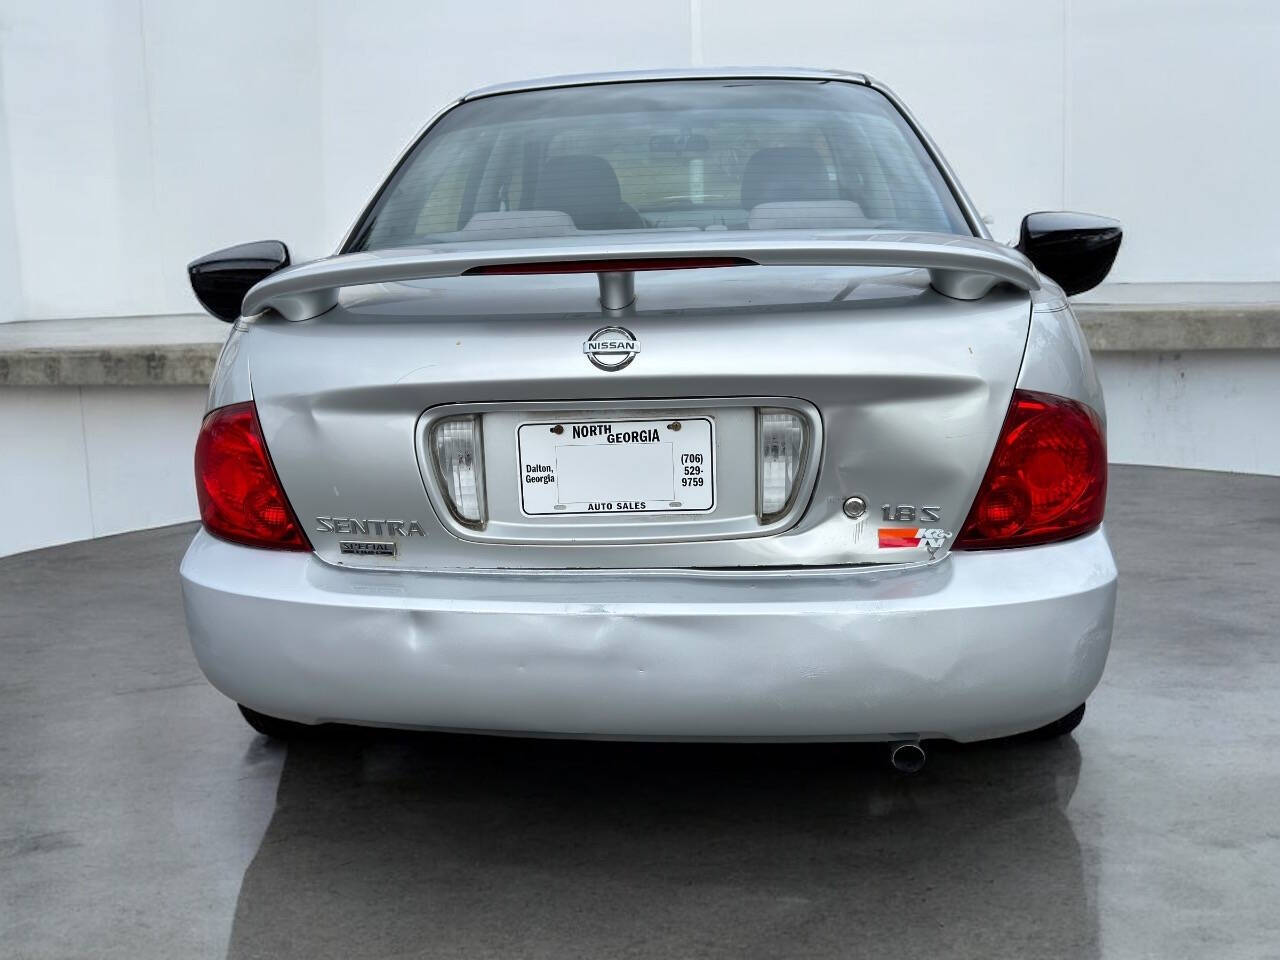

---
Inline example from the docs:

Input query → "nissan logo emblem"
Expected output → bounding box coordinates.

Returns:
[582,325,640,371]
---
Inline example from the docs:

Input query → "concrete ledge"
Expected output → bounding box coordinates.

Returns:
[1,284,1278,386]
[0,314,226,387]
[1074,304,1280,352]
[1073,283,1280,352]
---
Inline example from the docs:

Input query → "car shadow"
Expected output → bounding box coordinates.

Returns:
[225,732,1098,959]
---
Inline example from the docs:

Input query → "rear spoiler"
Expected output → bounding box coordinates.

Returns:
[242,231,1040,321]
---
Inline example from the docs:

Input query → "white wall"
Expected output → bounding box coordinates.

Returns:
[1,0,1278,324]
[0,386,206,556]
[1097,351,1280,475]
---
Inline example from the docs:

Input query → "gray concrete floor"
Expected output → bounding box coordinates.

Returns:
[2,465,1278,959]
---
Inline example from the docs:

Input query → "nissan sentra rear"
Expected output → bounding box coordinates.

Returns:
[179,69,1121,763]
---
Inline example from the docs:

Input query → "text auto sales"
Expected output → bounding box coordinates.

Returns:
[525,422,662,512]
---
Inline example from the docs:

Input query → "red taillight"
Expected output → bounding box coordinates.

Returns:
[194,401,310,551]
[953,389,1106,550]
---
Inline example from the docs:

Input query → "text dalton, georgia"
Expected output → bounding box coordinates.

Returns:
[525,463,555,484]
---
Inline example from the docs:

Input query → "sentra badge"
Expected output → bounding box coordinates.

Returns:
[315,517,426,537]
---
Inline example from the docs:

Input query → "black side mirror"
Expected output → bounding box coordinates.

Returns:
[188,240,291,322]
[1016,212,1121,296]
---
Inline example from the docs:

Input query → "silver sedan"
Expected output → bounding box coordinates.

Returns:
[180,68,1121,769]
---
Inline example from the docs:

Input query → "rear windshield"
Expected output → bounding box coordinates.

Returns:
[348,79,971,252]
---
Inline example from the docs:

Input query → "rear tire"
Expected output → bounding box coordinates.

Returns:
[238,704,315,741]
[1023,702,1086,740]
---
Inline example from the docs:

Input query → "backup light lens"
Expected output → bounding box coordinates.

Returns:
[757,408,808,522]
[194,401,310,551]
[953,389,1106,550]
[431,415,487,527]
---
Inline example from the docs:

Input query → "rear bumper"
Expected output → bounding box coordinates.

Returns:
[179,528,1117,742]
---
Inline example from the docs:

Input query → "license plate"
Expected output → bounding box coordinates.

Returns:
[517,417,715,516]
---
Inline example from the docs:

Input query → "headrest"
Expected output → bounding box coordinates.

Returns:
[537,155,625,229]
[740,147,834,211]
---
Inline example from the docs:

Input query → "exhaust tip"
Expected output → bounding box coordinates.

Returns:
[889,740,927,774]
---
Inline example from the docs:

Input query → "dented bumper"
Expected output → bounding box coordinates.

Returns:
[179,527,1117,742]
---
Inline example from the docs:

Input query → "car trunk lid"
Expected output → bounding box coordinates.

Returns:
[245,260,1032,571]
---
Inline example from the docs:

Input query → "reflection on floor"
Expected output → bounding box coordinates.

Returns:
[232,733,1093,958]
[2,465,1278,959]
